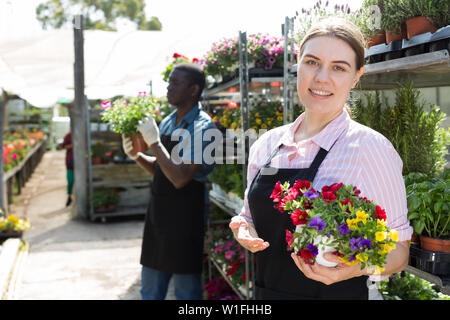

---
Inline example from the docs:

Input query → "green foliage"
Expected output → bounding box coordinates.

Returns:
[36,0,162,31]
[352,82,449,178]
[209,164,243,196]
[380,272,450,300]
[400,0,450,28]
[404,171,450,239]
[92,188,119,208]
[100,94,169,136]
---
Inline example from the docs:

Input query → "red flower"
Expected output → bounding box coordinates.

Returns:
[298,249,314,264]
[375,205,387,221]
[322,182,343,193]
[293,180,310,190]
[285,229,294,250]
[291,209,308,226]
[192,57,199,63]
[332,251,344,258]
[322,191,337,203]
[340,199,354,213]
[270,181,283,202]
[352,186,361,196]
[173,52,181,58]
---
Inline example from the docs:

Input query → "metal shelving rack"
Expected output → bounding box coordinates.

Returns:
[203,29,289,300]
[283,16,450,295]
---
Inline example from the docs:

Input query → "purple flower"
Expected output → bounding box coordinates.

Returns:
[309,217,326,232]
[306,243,318,256]
[349,254,356,262]
[224,250,235,260]
[361,239,371,252]
[304,190,319,199]
[349,237,362,251]
[338,223,350,235]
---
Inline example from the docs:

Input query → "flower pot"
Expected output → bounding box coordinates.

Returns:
[366,30,386,48]
[410,232,420,247]
[314,235,337,267]
[386,30,403,44]
[92,157,102,165]
[405,16,438,40]
[0,230,23,244]
[419,235,450,253]
[130,134,148,154]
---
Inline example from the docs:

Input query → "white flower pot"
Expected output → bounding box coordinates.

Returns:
[314,235,337,267]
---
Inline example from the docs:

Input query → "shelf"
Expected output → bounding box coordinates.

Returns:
[90,205,147,221]
[209,256,248,300]
[209,191,239,217]
[286,50,450,90]
[405,265,450,296]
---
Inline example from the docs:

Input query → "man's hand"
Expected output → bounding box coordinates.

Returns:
[229,216,270,253]
[137,117,160,147]
[122,134,138,160]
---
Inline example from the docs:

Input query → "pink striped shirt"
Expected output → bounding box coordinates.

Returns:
[239,109,413,244]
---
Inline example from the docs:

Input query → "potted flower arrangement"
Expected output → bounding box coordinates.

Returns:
[162,52,200,82]
[91,141,108,165]
[399,0,448,39]
[379,0,406,43]
[272,180,398,274]
[92,188,120,213]
[101,93,167,154]
[406,170,450,253]
[204,277,240,300]
[0,210,31,243]
[201,33,286,83]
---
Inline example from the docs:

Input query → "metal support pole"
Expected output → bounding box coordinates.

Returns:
[73,14,88,219]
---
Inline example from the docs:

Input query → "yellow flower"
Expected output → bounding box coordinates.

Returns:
[388,230,399,242]
[355,210,369,224]
[356,253,368,263]
[277,116,283,121]
[230,122,237,129]
[346,218,358,230]
[254,112,260,117]
[375,231,387,242]
[261,123,267,129]
[370,265,385,275]
[377,219,387,227]
[267,120,272,125]
[379,243,396,254]
[339,256,359,265]
[255,118,262,125]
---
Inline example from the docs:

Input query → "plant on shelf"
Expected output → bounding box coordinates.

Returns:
[162,52,200,82]
[379,272,450,300]
[405,169,450,251]
[208,163,243,197]
[0,210,30,236]
[352,82,449,178]
[204,277,240,300]
[379,0,405,37]
[92,188,120,211]
[201,33,287,81]
[91,141,109,165]
[400,0,449,30]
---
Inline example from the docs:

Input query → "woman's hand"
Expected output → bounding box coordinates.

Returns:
[229,216,270,253]
[291,252,367,285]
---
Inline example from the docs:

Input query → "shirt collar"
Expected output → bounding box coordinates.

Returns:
[280,108,350,151]
[169,102,201,128]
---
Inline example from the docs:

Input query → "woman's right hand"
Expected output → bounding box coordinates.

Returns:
[229,216,270,253]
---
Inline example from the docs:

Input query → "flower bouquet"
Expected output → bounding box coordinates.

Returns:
[271,180,398,274]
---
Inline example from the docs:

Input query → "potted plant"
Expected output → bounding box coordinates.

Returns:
[101,93,167,154]
[406,170,450,253]
[92,188,120,212]
[357,0,387,47]
[379,0,407,43]
[162,52,200,82]
[0,211,31,243]
[91,141,108,165]
[399,0,448,39]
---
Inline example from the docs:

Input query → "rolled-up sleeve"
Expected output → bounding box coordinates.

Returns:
[360,136,413,243]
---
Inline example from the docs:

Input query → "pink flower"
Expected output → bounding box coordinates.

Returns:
[224,250,235,260]
[101,100,111,109]
[12,153,18,160]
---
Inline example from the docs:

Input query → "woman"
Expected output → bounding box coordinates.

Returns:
[229,18,412,300]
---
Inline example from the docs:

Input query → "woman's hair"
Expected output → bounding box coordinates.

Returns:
[298,17,366,117]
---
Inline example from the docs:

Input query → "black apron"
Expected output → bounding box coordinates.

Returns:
[140,120,205,274]
[248,138,368,300]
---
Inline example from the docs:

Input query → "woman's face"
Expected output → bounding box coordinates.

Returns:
[297,36,363,118]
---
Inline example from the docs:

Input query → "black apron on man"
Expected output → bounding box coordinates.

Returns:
[248,138,368,300]
[140,121,205,274]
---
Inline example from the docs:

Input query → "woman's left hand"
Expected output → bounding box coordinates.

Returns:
[291,252,367,285]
